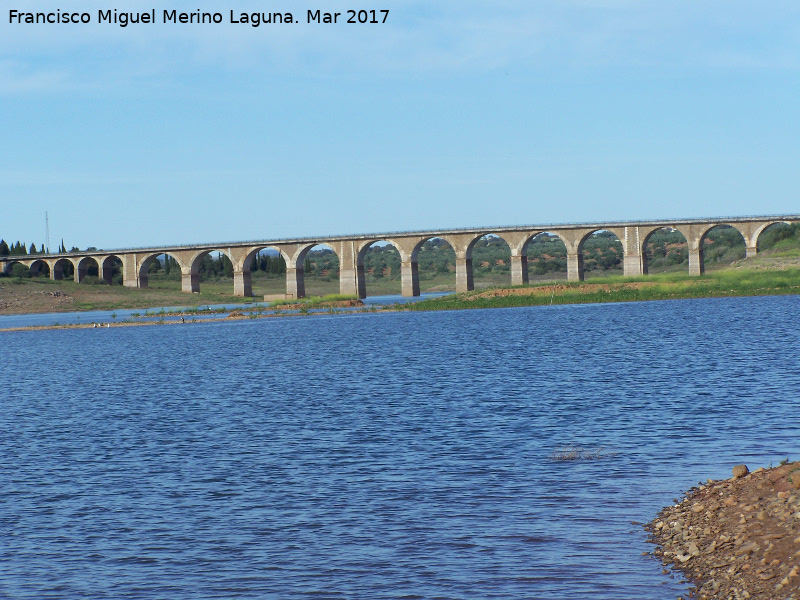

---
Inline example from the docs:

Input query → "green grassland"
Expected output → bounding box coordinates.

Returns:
[404,268,800,312]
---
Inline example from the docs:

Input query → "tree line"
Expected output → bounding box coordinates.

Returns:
[0,238,81,257]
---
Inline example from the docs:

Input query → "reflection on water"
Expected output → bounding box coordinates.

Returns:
[2,295,799,599]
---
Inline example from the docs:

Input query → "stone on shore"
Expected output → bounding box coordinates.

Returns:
[732,464,749,478]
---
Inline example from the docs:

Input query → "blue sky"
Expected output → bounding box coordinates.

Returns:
[2,1,799,250]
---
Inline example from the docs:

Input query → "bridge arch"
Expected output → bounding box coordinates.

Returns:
[641,227,688,275]
[98,255,125,285]
[521,231,569,282]
[410,236,454,263]
[404,236,457,296]
[261,242,343,300]
[354,239,403,298]
[183,248,239,294]
[755,221,797,253]
[569,228,625,281]
[1,259,24,277]
[462,233,513,290]
[242,246,290,273]
[240,244,294,298]
[300,243,340,298]
[137,252,190,290]
[75,256,101,283]
[50,257,75,281]
[29,259,50,278]
[697,224,746,274]
[296,243,338,299]
[1,259,47,278]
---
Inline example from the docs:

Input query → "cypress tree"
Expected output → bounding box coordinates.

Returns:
[269,255,281,275]
[222,255,233,278]
[29,243,36,254]
[0,239,8,256]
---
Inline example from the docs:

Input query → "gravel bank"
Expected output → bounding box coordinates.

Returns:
[647,461,800,599]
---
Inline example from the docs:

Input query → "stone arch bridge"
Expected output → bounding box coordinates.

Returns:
[2,215,798,298]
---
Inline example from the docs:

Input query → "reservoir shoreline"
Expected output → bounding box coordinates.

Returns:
[2,267,800,331]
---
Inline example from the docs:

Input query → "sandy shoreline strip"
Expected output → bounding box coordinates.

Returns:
[0,300,377,332]
[647,461,800,599]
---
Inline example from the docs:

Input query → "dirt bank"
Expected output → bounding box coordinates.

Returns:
[0,279,254,315]
[647,461,800,599]
[0,283,76,312]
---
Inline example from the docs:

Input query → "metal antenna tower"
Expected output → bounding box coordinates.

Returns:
[45,211,50,254]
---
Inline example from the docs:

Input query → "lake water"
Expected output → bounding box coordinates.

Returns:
[2,295,799,599]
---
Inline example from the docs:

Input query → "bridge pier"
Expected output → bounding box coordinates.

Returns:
[510,255,528,286]
[356,265,368,298]
[401,261,419,297]
[746,246,758,258]
[234,270,252,297]
[123,254,141,287]
[335,241,361,298]
[623,253,645,277]
[567,253,584,281]
[339,268,358,297]
[455,257,474,293]
[689,247,704,275]
[286,267,304,299]
[182,271,199,293]
[621,226,646,277]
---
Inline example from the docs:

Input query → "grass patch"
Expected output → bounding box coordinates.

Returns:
[405,268,800,311]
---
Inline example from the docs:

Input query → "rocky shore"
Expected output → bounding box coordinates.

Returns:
[647,462,800,599]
